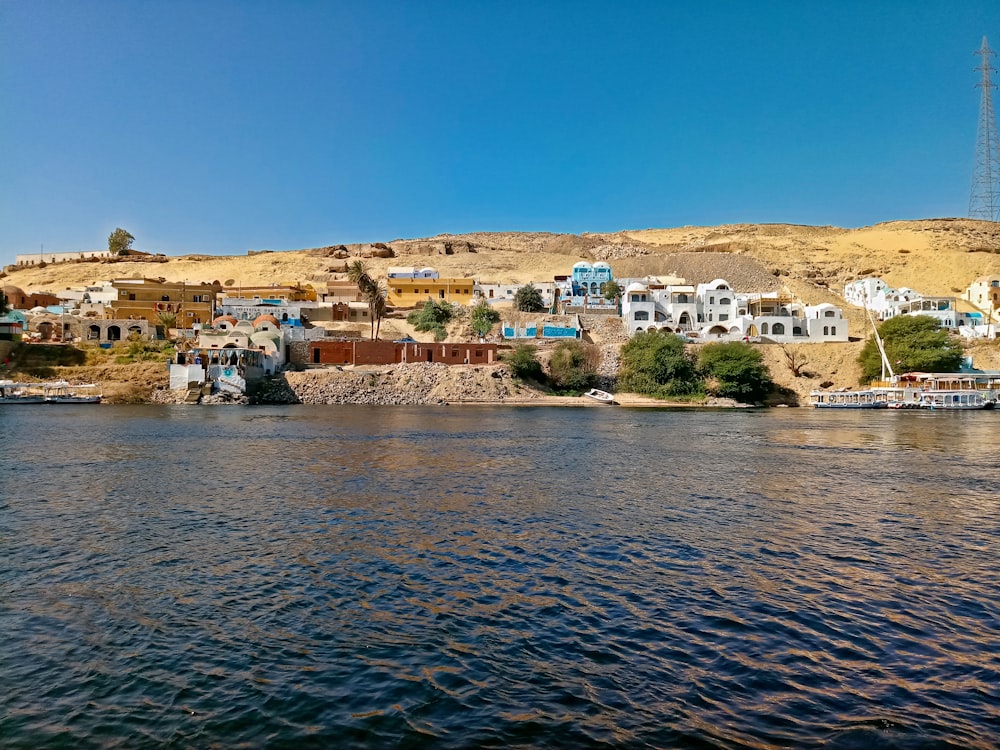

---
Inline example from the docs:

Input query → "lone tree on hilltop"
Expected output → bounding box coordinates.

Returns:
[857,315,964,382]
[514,283,545,313]
[108,227,135,256]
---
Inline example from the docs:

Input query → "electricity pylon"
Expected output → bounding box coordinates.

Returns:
[970,36,1000,221]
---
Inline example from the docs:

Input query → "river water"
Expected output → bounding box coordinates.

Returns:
[1,405,998,749]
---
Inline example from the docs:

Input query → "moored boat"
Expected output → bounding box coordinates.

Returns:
[0,380,45,404]
[584,388,616,404]
[41,380,103,404]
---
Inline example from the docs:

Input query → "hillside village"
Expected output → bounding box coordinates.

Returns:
[2,219,1000,404]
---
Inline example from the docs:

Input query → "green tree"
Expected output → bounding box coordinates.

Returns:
[547,339,598,393]
[108,227,135,256]
[407,299,454,341]
[857,314,964,382]
[502,343,544,381]
[698,341,773,402]
[470,299,500,337]
[514,283,545,312]
[618,331,700,397]
[602,279,623,302]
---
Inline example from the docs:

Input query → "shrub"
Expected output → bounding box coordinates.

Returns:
[503,343,544,381]
[407,299,454,340]
[547,339,598,393]
[697,341,773,402]
[618,331,701,397]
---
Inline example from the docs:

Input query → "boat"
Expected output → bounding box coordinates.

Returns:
[41,380,103,404]
[808,389,888,409]
[0,380,45,404]
[584,388,616,404]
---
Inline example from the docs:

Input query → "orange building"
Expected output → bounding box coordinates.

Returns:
[110,278,221,325]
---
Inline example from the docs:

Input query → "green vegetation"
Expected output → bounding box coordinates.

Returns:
[602,279,623,302]
[470,299,501,337]
[407,299,454,342]
[698,341,773,402]
[618,331,701,397]
[108,227,135,256]
[618,333,774,403]
[114,337,175,364]
[857,315,964,382]
[502,343,544,381]
[514,283,545,313]
[547,339,598,393]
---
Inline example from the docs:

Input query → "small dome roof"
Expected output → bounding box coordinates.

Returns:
[573,261,592,270]
[593,261,611,269]
[625,282,649,293]
[253,314,281,328]
[213,315,238,326]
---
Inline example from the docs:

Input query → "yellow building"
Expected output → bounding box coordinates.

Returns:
[220,282,317,302]
[387,277,475,308]
[110,278,221,325]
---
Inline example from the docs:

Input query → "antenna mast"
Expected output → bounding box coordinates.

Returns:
[970,36,1000,221]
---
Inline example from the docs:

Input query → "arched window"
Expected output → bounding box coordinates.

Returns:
[760,323,769,335]
[772,322,785,335]
[824,310,836,317]
[719,297,731,305]
[823,326,829,336]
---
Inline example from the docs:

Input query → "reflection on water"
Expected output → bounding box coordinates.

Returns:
[1,405,998,748]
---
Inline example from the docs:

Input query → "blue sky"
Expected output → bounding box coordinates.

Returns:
[1,1,998,265]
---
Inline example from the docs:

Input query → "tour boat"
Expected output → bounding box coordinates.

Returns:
[41,381,103,404]
[0,380,45,404]
[808,390,887,409]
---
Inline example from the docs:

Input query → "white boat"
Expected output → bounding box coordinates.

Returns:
[0,380,45,404]
[584,388,616,404]
[41,380,103,404]
[918,389,993,410]
[808,389,887,409]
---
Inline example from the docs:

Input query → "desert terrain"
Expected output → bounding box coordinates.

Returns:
[3,219,1000,403]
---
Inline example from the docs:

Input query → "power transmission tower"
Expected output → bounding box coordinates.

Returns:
[970,36,1000,221]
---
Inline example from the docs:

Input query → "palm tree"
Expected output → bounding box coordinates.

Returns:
[347,261,387,340]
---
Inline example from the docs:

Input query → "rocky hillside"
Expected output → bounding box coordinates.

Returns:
[3,219,999,402]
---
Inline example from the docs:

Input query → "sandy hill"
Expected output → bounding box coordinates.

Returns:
[4,219,1000,400]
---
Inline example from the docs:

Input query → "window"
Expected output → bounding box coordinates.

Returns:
[634,311,649,321]
[823,326,829,336]
[831,326,836,335]
[719,313,729,321]
[719,297,731,305]
[772,323,785,335]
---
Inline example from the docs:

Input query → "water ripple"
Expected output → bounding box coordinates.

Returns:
[2,406,999,748]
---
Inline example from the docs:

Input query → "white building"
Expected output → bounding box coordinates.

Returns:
[844,276,981,332]
[620,278,848,343]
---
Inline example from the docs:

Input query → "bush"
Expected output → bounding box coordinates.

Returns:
[697,341,773,402]
[547,339,598,393]
[470,299,501,337]
[407,299,454,340]
[618,331,701,397]
[514,283,546,312]
[857,315,964,382]
[503,343,544,381]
